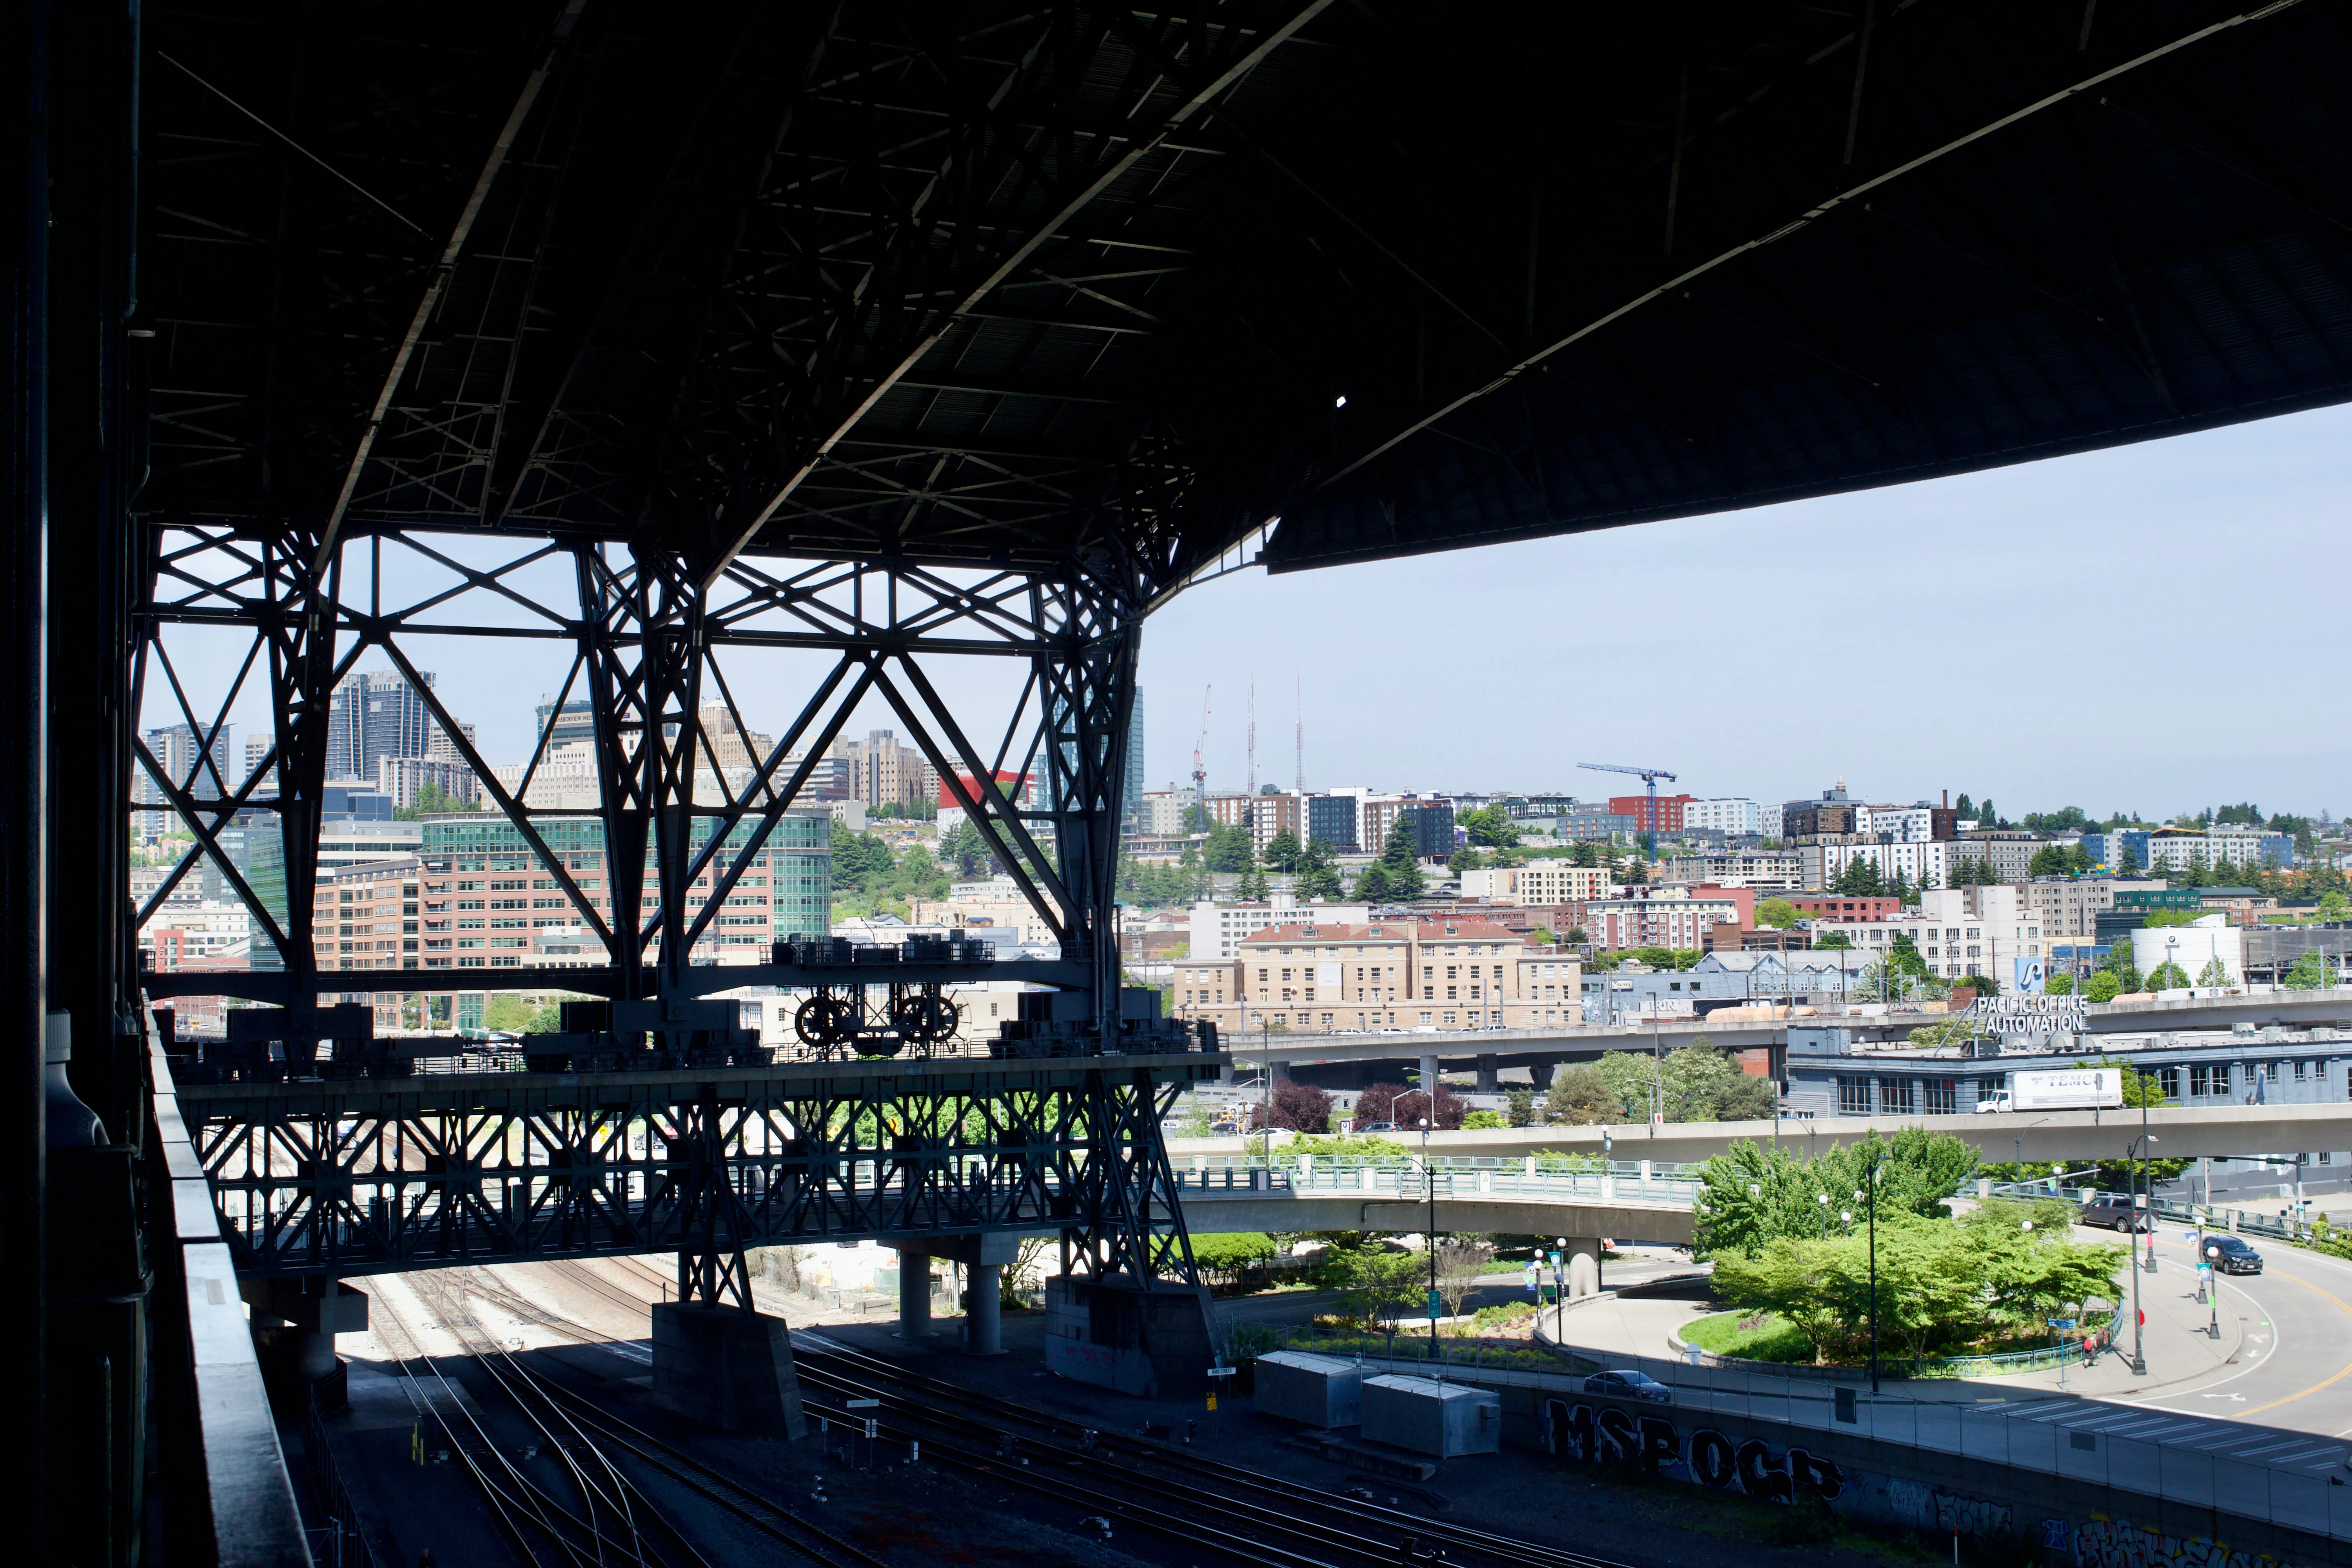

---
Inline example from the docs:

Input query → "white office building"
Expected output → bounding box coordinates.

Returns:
[1808,886,2044,984]
[2131,916,2244,987]
[1853,803,1939,842]
[1683,798,1762,836]
[1187,895,1369,960]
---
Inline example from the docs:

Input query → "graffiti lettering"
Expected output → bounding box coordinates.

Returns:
[1688,1427,1737,1490]
[1889,1477,2013,1538]
[1541,1403,1844,1502]
[1596,1406,1636,1463]
[2073,1517,2306,1568]
[1734,1436,1793,1503]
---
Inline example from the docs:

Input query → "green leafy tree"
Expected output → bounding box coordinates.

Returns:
[1331,1244,1426,1327]
[1375,815,1426,899]
[394,780,483,820]
[2287,950,2339,989]
[1191,1232,1278,1285]
[2083,971,2123,1003]
[940,818,995,878]
[1236,864,1270,901]
[1457,807,1522,848]
[1504,1088,1537,1127]
[1261,829,1303,871]
[1755,898,1798,930]
[1543,1062,1616,1124]
[1448,847,1487,875]
[2147,961,2190,989]
[2043,971,2074,996]
[1834,857,1885,897]
[1813,930,1853,951]
[2320,891,2350,921]
[1294,837,1344,901]
[480,994,534,1033]
[2195,956,2232,989]
[1353,862,1391,902]
[1201,822,1256,873]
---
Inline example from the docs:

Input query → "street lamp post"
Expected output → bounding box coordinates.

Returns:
[2126,1129,2158,1376]
[1862,1159,1883,1394]
[1422,1117,1438,1357]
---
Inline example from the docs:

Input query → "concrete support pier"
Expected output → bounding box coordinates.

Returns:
[966,1264,1004,1355]
[651,1303,806,1437]
[897,1252,933,1339]
[1564,1236,1602,1299]
[246,1278,368,1408]
[1475,1053,1499,1093]
[1042,1275,1216,1399]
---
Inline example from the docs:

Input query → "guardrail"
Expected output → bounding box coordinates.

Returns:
[1174,1153,1703,1206]
[1978,1179,2327,1242]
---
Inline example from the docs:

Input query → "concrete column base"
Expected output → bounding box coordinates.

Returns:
[1529,1062,1556,1092]
[1043,1276,1216,1399]
[1475,1053,1499,1093]
[651,1303,806,1437]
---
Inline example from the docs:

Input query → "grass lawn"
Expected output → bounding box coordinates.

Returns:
[1679,1309,1816,1364]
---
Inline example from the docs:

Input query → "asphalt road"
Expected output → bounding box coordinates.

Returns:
[2104,1222,2352,1438]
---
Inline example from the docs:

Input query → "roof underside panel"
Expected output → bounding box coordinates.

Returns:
[135,0,2352,594]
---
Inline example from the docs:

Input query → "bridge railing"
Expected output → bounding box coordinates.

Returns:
[1173,1153,1702,1206]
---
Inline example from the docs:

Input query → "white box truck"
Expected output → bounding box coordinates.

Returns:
[1977,1069,2122,1113]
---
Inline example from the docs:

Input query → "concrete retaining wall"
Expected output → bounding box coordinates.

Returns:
[1495,1383,2351,1566]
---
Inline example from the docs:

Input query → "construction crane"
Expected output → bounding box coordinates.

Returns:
[1579,762,1679,861]
[1191,686,1212,809]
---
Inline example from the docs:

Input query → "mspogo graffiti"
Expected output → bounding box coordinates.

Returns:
[1540,1399,1843,1502]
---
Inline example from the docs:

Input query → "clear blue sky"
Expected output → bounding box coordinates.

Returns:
[153,403,2349,823]
[1138,402,2352,823]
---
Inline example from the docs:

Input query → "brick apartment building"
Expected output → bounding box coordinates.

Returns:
[1610,793,1697,836]
[1172,917,1584,1036]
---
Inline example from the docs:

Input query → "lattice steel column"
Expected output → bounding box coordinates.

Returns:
[1035,571,1145,1042]
[578,546,706,998]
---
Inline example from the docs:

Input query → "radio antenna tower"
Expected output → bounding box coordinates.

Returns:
[1246,676,1256,797]
[1294,668,1303,793]
[1191,684,1212,804]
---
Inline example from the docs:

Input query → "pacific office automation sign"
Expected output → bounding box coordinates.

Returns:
[1969,993,2087,1037]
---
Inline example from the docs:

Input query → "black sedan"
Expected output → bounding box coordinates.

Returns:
[1583,1369,1673,1404]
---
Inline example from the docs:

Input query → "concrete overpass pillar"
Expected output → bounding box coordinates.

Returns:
[965,1265,1004,1355]
[1475,1054,1499,1094]
[1565,1237,1602,1299]
[897,1251,933,1338]
[1270,1060,1292,1082]
[1418,1053,1439,1101]
[1528,1061,1555,1092]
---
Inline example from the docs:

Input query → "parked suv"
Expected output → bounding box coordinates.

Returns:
[2201,1236,2264,1275]
[2080,1198,2152,1232]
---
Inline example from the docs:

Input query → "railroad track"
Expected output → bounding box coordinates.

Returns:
[446,1267,884,1568]
[789,1335,1637,1568]
[372,1274,679,1568]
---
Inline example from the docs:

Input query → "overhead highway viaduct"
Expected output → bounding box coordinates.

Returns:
[1225,989,2352,1091]
[1174,1102,2352,1169]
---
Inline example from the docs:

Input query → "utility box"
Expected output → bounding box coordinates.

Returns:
[1253,1351,1363,1429]
[1360,1375,1501,1457]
